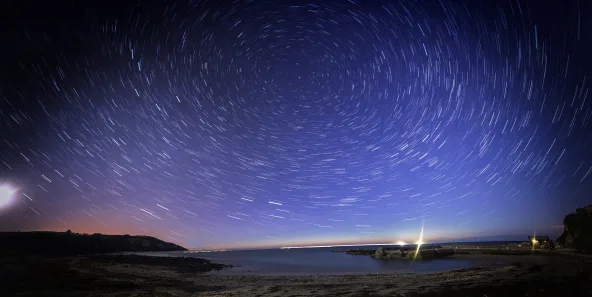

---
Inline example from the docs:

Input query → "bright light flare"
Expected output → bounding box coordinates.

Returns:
[396,241,408,245]
[0,184,18,208]
[413,224,425,260]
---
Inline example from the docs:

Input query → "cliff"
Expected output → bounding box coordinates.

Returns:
[556,205,592,252]
[0,231,187,256]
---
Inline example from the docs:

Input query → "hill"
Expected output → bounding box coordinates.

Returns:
[0,230,187,256]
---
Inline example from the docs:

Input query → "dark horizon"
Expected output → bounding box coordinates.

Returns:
[0,228,561,251]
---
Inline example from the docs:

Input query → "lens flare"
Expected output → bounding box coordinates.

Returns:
[413,224,425,260]
[0,185,17,208]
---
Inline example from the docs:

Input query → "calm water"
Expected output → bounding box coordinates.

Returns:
[136,241,519,276]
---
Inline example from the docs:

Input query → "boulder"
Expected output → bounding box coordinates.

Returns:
[374,247,386,259]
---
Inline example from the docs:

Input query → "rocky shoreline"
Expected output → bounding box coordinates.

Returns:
[89,254,232,273]
[334,246,539,258]
[1,249,591,296]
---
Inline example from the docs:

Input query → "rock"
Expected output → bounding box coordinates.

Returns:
[566,233,574,246]
[419,248,455,260]
[556,205,592,251]
[340,249,375,256]
[419,249,438,260]
[374,246,454,260]
[374,247,386,259]
[400,248,409,258]
[436,248,455,256]
[89,254,231,273]
[385,251,401,259]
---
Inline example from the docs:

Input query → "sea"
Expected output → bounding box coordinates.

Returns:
[134,241,521,276]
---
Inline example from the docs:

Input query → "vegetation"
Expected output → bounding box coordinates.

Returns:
[557,205,592,252]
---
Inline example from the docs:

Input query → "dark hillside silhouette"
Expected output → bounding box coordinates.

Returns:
[556,205,592,252]
[0,231,186,256]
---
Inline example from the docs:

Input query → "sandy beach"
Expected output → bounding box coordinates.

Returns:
[2,245,591,297]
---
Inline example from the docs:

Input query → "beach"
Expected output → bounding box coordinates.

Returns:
[2,243,591,297]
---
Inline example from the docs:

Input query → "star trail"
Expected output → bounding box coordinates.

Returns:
[0,0,591,249]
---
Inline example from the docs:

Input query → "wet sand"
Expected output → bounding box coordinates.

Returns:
[1,249,591,296]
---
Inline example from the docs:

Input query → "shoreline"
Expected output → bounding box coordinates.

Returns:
[2,248,591,296]
[184,252,592,296]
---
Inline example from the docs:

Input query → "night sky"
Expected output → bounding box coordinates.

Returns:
[0,0,591,249]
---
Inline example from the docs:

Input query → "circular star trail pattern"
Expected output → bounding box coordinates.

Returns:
[1,0,591,248]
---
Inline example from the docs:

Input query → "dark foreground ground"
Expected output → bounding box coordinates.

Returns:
[1,251,591,296]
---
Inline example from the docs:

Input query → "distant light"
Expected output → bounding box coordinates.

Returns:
[396,241,408,245]
[0,185,17,208]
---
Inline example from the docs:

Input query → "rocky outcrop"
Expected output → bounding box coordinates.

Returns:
[89,254,231,273]
[373,247,406,259]
[332,249,375,256]
[0,231,187,256]
[374,247,386,259]
[373,246,454,260]
[419,248,455,260]
[556,205,592,252]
